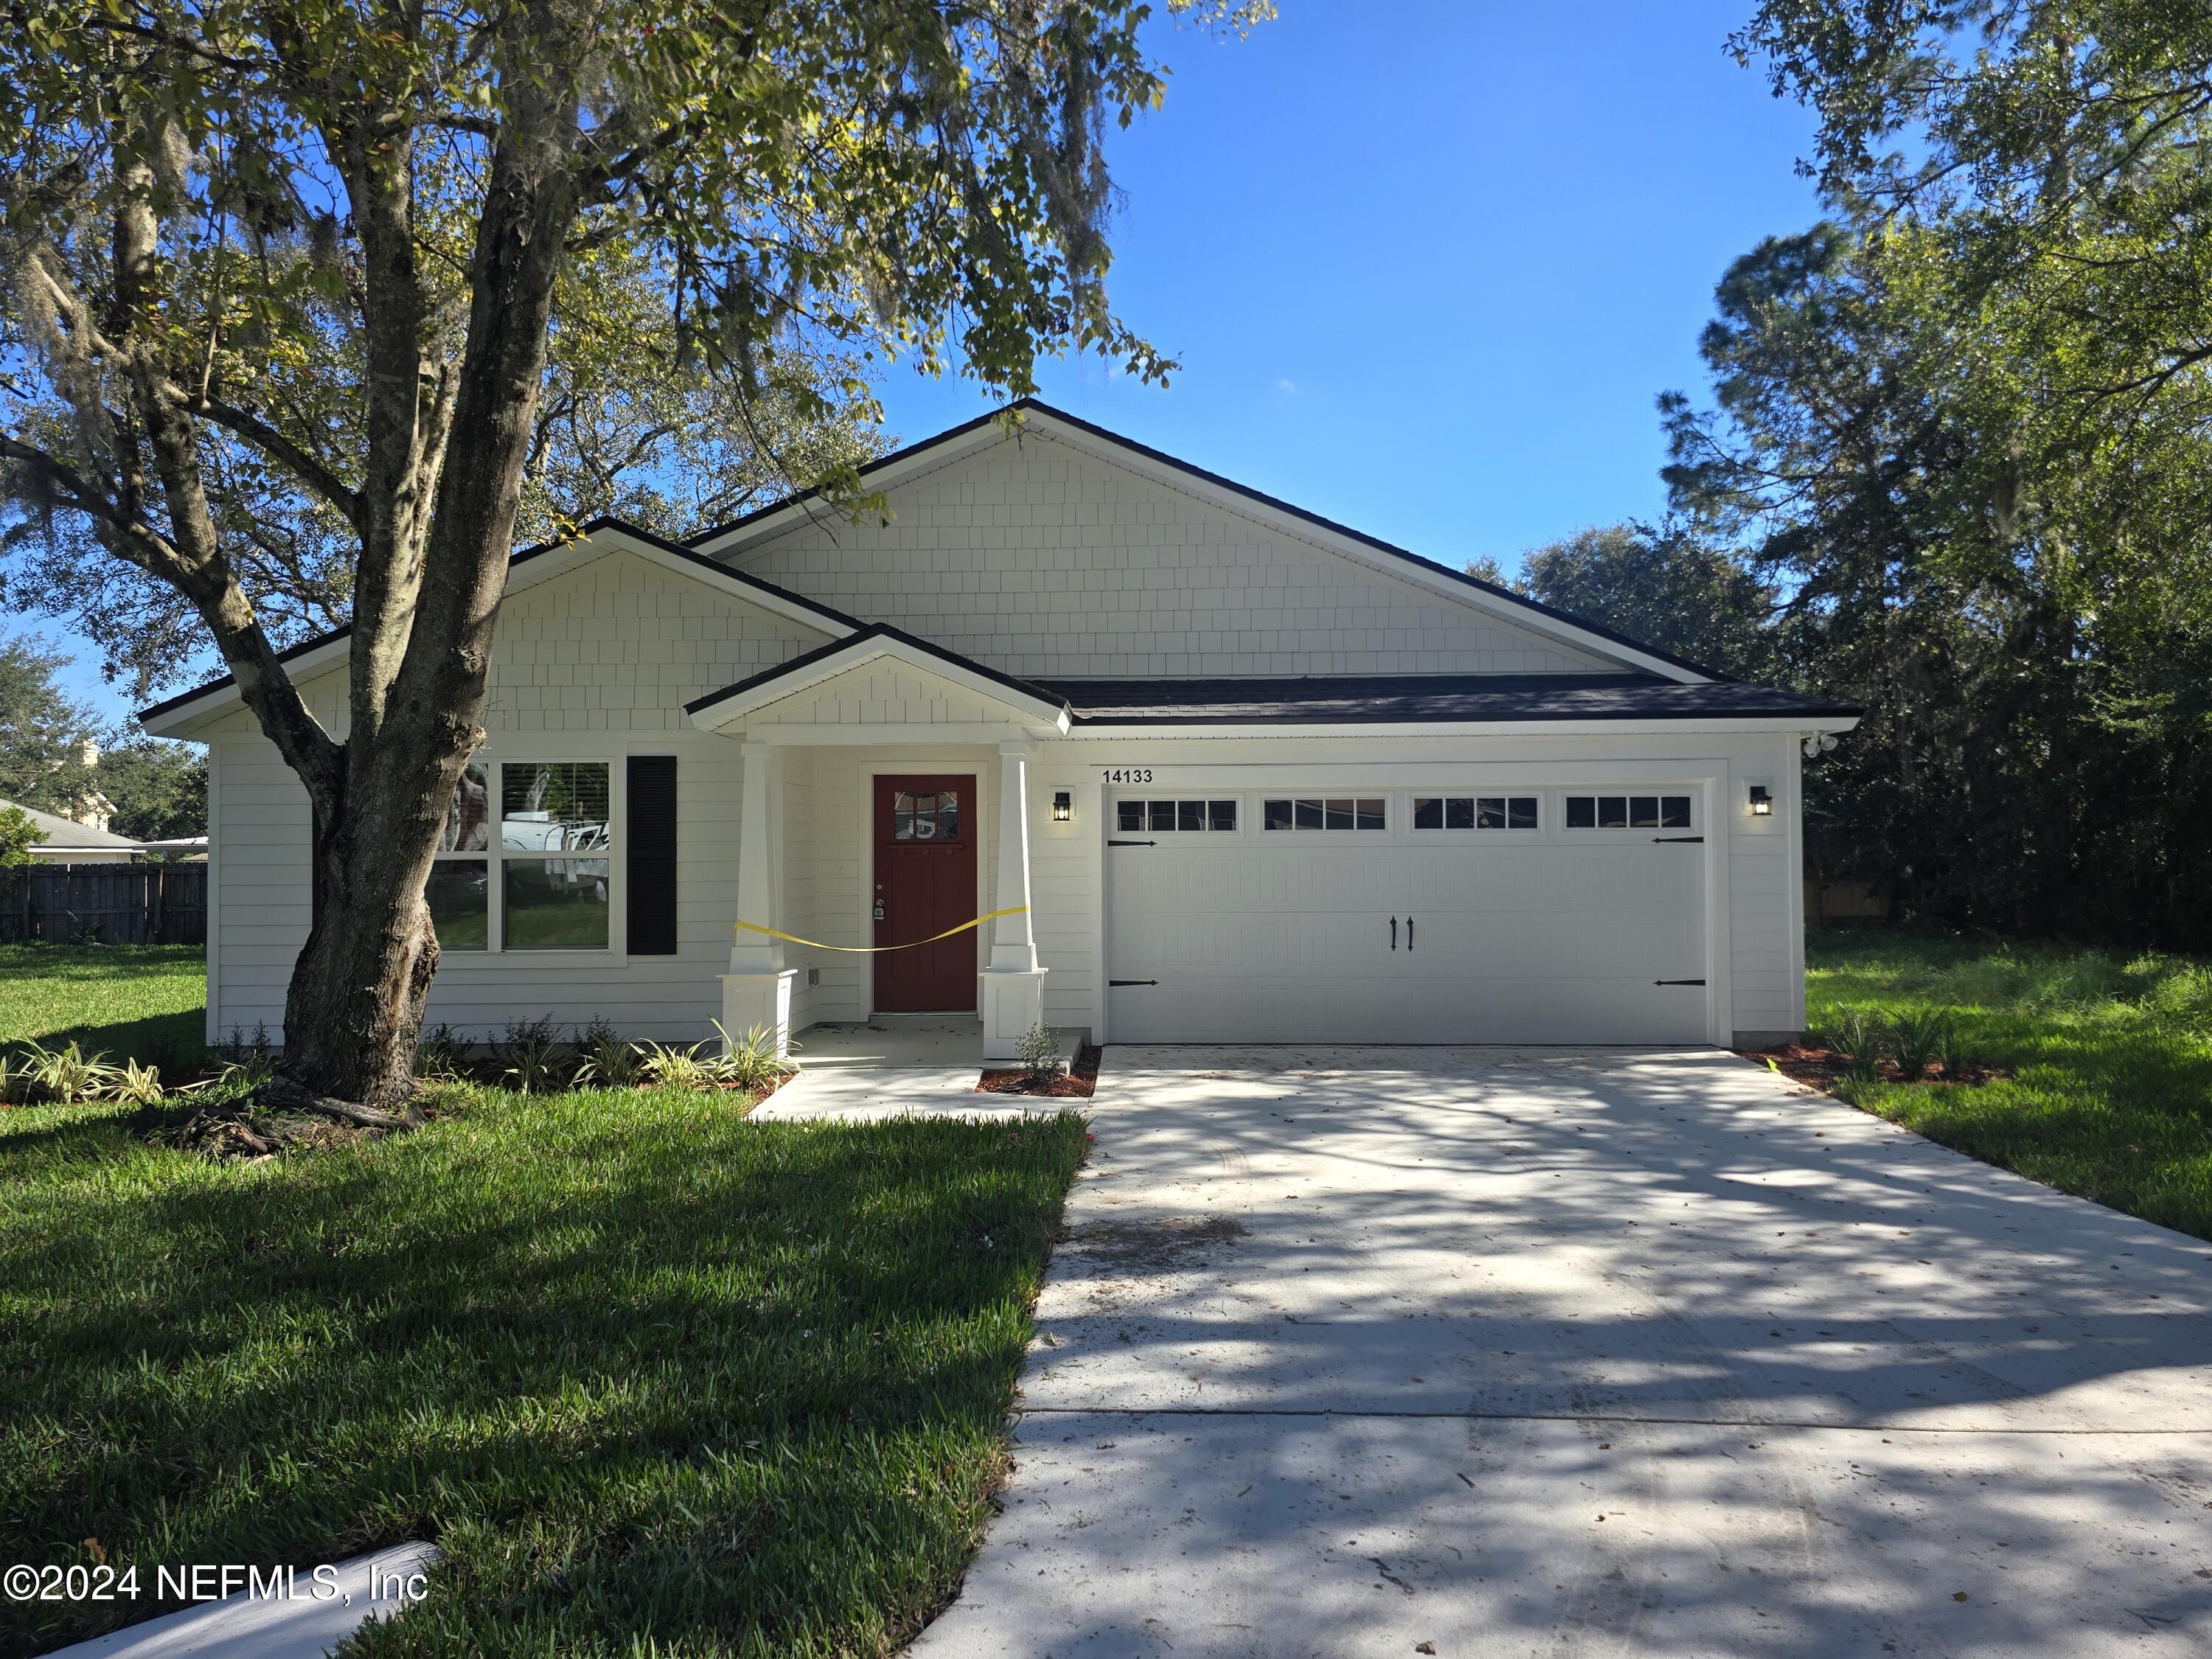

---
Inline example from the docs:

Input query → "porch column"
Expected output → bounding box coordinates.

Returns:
[721,740,796,1054]
[980,738,1047,1060]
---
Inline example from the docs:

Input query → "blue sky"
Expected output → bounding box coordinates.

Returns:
[35,0,1823,726]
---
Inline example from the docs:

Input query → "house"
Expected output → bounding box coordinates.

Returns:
[0,798,156,864]
[139,403,1860,1059]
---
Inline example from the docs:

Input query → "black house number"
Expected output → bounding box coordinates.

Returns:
[1100,768,1154,785]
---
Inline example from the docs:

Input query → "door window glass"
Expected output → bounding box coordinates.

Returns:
[894,790,960,841]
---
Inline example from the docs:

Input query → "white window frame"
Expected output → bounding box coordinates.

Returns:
[430,755,622,955]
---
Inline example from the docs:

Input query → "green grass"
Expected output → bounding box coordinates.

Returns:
[0,943,208,1071]
[2,1074,1087,1655]
[1806,928,2212,1242]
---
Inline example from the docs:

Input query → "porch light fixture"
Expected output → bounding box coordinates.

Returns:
[1747,783,1774,816]
[1051,790,1073,823]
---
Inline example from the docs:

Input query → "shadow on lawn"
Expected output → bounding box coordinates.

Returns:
[1,1095,1088,1657]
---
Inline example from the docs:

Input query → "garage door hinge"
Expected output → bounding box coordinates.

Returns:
[1654,978,1708,986]
[1109,978,1158,987]
[1652,835,1704,844]
[1107,838,1157,847]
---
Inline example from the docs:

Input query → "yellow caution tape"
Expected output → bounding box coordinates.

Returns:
[734,905,1029,954]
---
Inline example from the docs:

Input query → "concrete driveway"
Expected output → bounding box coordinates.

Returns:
[911,1046,2212,1658]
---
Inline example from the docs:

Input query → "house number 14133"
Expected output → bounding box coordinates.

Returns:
[1099,768,1154,785]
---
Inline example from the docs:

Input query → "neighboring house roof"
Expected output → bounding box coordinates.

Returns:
[686,623,1074,733]
[136,518,865,737]
[687,398,1726,684]
[1035,674,1864,726]
[0,798,150,854]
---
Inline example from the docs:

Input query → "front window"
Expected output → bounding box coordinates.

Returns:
[428,760,613,951]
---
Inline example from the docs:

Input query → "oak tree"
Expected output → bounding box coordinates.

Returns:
[0,0,1265,1107]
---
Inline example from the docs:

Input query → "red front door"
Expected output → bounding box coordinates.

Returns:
[873,774,978,1013]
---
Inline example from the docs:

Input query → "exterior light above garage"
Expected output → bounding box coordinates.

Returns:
[1747,783,1774,815]
[1052,790,1073,822]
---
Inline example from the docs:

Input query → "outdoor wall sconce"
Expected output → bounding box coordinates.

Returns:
[1052,790,1073,823]
[1747,783,1774,816]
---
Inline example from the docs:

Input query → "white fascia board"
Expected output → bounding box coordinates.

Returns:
[1068,713,1862,742]
[689,637,1072,734]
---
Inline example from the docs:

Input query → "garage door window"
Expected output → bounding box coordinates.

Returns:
[1565,794,1691,830]
[1413,795,1538,831]
[1118,799,1237,832]
[1262,798,1386,832]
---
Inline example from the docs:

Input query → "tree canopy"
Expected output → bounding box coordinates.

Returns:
[1641,6,2212,944]
[0,0,1270,1105]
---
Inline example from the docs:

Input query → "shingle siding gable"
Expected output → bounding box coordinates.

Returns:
[717,432,1625,678]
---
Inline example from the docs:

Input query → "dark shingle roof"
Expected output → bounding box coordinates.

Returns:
[1034,674,1860,726]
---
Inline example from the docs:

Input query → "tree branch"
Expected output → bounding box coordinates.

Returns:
[188,395,366,531]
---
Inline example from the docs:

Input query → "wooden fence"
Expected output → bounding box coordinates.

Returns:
[0,862,207,946]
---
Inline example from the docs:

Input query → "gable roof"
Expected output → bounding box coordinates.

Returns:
[686,623,1074,733]
[687,398,1725,684]
[136,519,860,737]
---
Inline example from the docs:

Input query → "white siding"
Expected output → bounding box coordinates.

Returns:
[721,431,1629,678]
[206,549,834,1044]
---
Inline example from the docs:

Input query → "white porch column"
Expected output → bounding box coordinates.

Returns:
[980,739,1047,1060]
[721,740,796,1054]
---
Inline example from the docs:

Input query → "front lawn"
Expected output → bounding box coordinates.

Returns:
[1,1079,1088,1656]
[0,942,207,1068]
[1805,928,2212,1242]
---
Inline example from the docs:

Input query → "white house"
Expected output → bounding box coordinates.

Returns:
[141,403,1859,1059]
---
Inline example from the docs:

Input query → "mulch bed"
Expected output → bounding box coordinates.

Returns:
[978,1042,1102,1099]
[1745,1043,2009,1091]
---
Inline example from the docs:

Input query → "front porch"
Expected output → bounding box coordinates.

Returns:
[689,629,1084,1062]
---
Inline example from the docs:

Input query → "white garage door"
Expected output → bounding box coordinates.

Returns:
[1105,790,1709,1044]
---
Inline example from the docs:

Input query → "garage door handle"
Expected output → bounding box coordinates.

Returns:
[1406,915,1414,953]
[1654,978,1707,986]
[1389,917,1397,950]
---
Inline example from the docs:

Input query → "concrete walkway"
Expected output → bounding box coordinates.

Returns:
[754,1018,1082,1122]
[911,1046,2212,1658]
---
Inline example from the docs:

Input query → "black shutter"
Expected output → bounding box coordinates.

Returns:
[626,755,678,955]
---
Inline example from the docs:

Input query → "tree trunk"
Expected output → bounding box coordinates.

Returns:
[278,762,451,1109]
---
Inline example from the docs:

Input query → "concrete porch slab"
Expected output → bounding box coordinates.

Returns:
[751,1018,1085,1121]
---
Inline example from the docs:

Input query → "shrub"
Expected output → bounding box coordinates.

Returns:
[1015,1022,1065,1081]
[711,1021,793,1091]
[574,1031,645,1089]
[113,1059,166,1107]
[637,1040,713,1090]
[416,1023,471,1080]
[1935,1018,1974,1082]
[1820,1008,1885,1082]
[8,1040,122,1105]
[1886,1007,1954,1082]
[498,1018,571,1094]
